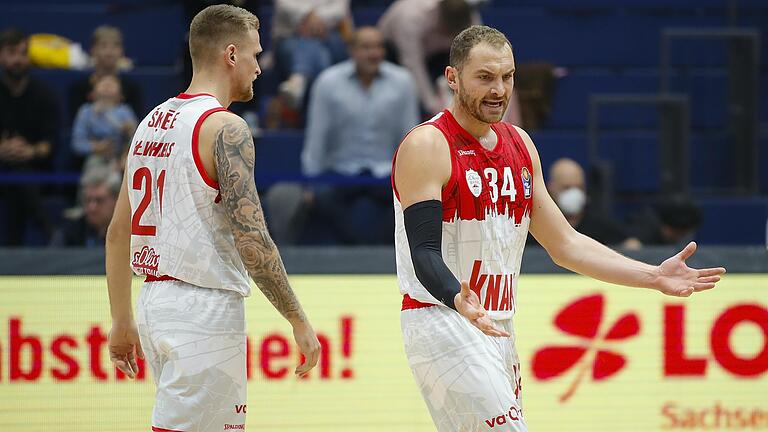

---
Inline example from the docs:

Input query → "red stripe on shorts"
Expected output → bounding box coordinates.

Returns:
[145,274,179,282]
[152,427,185,432]
[401,294,437,311]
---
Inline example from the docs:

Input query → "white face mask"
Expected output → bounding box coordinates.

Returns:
[556,187,586,216]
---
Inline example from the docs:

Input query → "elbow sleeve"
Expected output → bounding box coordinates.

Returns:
[403,200,460,310]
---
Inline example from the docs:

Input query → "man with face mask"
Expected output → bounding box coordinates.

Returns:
[0,28,59,245]
[547,157,637,247]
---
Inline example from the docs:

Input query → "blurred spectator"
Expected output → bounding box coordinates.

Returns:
[0,28,59,245]
[514,62,560,130]
[267,27,418,245]
[378,0,480,115]
[547,158,640,248]
[71,74,136,172]
[68,26,142,123]
[51,165,120,247]
[629,195,703,246]
[272,0,352,109]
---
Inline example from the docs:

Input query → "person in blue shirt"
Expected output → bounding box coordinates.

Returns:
[71,74,136,171]
[267,27,419,244]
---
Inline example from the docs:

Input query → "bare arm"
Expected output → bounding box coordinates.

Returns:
[394,126,450,208]
[301,77,332,176]
[105,173,133,323]
[521,126,725,295]
[213,116,320,375]
[387,19,443,114]
[213,119,306,323]
[106,172,143,378]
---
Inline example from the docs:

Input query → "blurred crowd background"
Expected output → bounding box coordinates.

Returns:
[0,0,766,248]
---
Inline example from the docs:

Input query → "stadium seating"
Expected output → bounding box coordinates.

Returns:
[1,0,766,244]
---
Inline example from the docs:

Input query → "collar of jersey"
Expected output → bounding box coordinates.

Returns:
[443,109,503,157]
[176,92,215,100]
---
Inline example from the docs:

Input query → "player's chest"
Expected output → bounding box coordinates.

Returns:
[452,151,533,208]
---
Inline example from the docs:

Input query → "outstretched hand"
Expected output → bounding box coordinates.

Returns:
[654,242,726,297]
[454,281,510,337]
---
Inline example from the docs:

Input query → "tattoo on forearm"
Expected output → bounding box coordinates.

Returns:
[214,121,305,322]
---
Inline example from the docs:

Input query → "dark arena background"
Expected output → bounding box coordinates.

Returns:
[0,0,766,431]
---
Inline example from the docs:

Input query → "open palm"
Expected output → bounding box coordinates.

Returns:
[454,281,510,337]
[656,242,726,297]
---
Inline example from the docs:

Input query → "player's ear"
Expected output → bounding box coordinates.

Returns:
[445,66,459,91]
[225,44,236,65]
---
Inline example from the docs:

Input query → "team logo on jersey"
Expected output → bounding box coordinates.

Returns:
[458,149,476,156]
[521,167,532,198]
[465,168,483,197]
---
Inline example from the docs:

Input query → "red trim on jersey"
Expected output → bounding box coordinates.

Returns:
[391,112,456,203]
[152,427,186,432]
[145,274,179,282]
[176,92,214,100]
[192,107,228,190]
[401,294,437,311]
[390,146,401,202]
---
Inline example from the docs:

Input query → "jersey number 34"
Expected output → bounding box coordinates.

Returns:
[483,166,516,203]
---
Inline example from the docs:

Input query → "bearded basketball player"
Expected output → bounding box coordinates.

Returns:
[392,25,726,432]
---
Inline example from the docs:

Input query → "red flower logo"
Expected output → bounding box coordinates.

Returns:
[531,294,640,402]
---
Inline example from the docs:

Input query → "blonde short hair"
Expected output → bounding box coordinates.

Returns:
[91,25,123,48]
[189,4,260,67]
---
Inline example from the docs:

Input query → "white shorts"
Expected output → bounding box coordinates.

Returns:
[401,305,528,432]
[136,280,247,432]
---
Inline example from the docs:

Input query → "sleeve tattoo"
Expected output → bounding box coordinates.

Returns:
[214,120,306,323]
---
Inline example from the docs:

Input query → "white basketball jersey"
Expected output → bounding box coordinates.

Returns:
[393,110,534,320]
[126,93,251,296]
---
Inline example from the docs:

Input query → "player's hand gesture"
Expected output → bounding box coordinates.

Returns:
[654,241,726,297]
[454,281,510,337]
[108,320,144,379]
[292,321,321,377]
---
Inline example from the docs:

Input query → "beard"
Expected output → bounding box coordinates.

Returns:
[456,82,508,124]
[234,80,254,103]
[4,64,29,82]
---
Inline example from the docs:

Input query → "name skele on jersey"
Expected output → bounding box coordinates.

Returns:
[132,140,175,158]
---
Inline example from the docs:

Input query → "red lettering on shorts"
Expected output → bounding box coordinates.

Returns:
[483,405,523,428]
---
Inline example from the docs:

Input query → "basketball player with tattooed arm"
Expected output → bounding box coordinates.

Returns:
[104,5,321,431]
[392,25,726,432]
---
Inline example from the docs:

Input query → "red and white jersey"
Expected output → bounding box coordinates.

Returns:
[393,110,534,320]
[126,93,251,296]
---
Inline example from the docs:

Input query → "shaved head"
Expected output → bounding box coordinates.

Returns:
[548,158,585,195]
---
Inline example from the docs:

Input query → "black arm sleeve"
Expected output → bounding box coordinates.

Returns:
[403,200,461,310]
